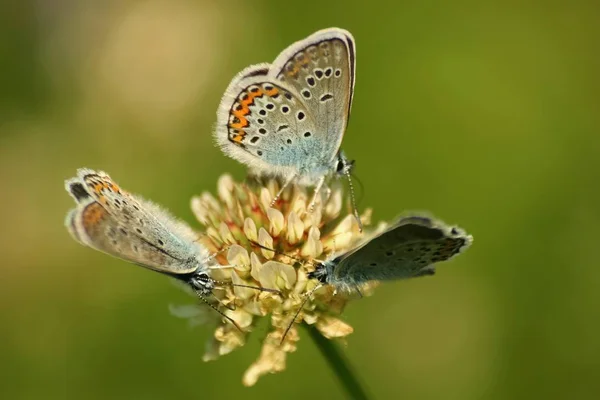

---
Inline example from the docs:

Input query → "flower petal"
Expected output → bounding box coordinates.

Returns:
[324,188,342,218]
[191,193,220,225]
[259,187,272,211]
[286,211,304,245]
[231,269,256,300]
[219,222,235,244]
[301,226,323,258]
[242,332,292,386]
[258,228,274,259]
[290,190,308,216]
[217,174,235,208]
[215,325,246,356]
[243,217,258,242]
[315,315,354,338]
[242,298,267,317]
[250,252,263,282]
[258,261,296,291]
[305,207,322,228]
[360,208,373,227]
[202,337,221,362]
[224,307,254,329]
[267,207,285,237]
[205,226,222,244]
[266,179,279,199]
[227,244,250,273]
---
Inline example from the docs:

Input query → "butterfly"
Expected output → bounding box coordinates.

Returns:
[282,214,473,341]
[214,28,361,229]
[65,168,278,328]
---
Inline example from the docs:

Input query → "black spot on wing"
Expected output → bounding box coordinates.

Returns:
[69,182,90,201]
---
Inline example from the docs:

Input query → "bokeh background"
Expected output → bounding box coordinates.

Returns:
[2,0,599,399]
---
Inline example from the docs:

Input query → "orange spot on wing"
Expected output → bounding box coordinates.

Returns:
[286,65,299,77]
[299,54,310,67]
[232,134,244,143]
[228,87,268,143]
[265,87,279,97]
[91,180,120,195]
[230,115,249,129]
[82,202,108,227]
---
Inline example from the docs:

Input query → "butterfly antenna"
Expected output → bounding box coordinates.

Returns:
[195,291,242,332]
[350,170,365,205]
[213,279,282,295]
[345,167,363,232]
[280,284,322,345]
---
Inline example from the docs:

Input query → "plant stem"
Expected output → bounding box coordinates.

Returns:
[305,324,371,400]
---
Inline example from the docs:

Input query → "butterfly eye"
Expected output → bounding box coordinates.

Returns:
[190,272,214,295]
[191,272,210,286]
[336,160,345,173]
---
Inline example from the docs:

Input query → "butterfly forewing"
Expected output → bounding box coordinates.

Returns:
[270,28,356,164]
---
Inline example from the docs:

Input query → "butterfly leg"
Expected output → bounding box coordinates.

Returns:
[270,173,296,207]
[308,175,326,213]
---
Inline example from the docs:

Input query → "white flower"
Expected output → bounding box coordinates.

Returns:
[180,175,375,385]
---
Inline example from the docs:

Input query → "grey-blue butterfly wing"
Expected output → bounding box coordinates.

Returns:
[269,28,356,167]
[331,216,472,285]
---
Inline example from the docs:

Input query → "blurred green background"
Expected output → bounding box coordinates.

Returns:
[2,0,599,399]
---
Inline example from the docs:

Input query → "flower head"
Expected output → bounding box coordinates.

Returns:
[172,175,375,385]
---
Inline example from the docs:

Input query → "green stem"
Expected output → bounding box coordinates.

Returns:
[305,324,371,400]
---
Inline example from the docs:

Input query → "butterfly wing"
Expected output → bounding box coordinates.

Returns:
[65,170,202,274]
[269,28,356,166]
[331,215,472,286]
[215,65,320,177]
